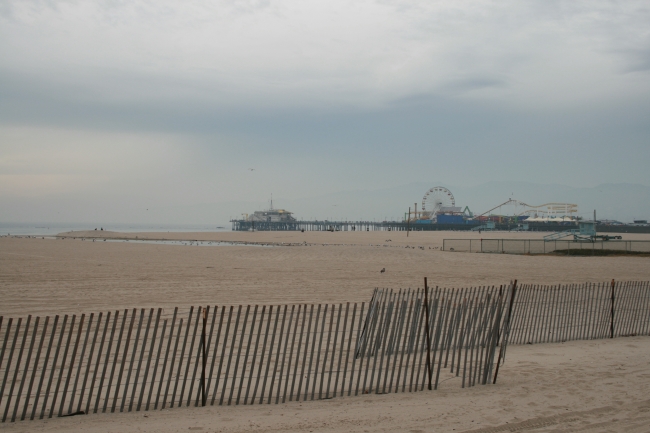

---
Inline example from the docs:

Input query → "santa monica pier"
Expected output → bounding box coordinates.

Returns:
[231,187,650,234]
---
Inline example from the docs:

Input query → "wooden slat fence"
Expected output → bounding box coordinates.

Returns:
[507,280,650,344]
[3,280,648,423]
[0,288,512,423]
[359,285,511,390]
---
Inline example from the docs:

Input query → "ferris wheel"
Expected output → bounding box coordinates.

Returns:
[422,187,455,220]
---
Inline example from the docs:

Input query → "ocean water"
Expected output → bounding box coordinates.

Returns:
[0,222,231,236]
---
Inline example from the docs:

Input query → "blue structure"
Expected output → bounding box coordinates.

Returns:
[437,214,465,224]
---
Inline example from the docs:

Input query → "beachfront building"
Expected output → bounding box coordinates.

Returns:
[248,207,297,223]
[233,200,299,230]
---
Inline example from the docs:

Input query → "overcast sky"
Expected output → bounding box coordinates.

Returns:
[1,0,649,223]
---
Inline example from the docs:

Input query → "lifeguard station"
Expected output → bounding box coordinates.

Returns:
[544,220,621,242]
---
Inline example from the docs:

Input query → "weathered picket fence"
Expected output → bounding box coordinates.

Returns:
[0,284,513,423]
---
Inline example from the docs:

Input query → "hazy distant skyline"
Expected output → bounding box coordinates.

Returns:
[1,1,649,223]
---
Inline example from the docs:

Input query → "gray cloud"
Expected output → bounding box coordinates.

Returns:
[621,49,650,73]
[2,0,649,109]
[0,0,649,223]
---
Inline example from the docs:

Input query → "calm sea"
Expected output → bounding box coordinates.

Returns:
[0,222,231,236]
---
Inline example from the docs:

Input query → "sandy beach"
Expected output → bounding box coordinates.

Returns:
[1,230,650,316]
[1,231,649,432]
[0,336,648,433]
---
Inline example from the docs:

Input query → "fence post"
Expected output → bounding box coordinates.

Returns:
[201,308,207,407]
[423,278,432,390]
[610,279,615,339]
[493,280,517,384]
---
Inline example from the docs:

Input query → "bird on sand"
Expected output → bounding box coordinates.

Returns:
[380,268,386,273]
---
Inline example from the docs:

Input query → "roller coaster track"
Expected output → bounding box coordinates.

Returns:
[474,199,578,219]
